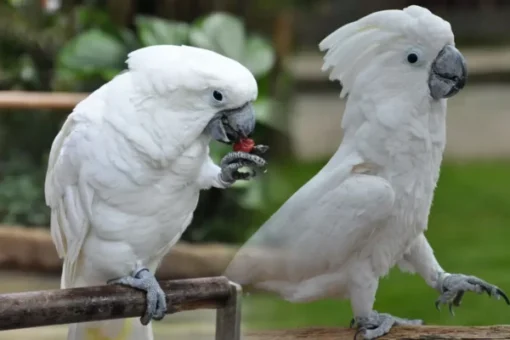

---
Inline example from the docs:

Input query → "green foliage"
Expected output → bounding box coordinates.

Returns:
[0,156,49,226]
[0,110,63,226]
[0,5,281,243]
[136,16,190,47]
[58,29,128,76]
[189,13,275,78]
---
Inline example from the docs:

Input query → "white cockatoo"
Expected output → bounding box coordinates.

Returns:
[225,6,508,339]
[45,45,268,340]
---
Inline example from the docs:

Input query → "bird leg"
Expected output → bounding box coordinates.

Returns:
[108,266,167,325]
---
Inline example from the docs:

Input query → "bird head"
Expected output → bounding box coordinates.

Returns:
[319,5,467,101]
[126,45,258,146]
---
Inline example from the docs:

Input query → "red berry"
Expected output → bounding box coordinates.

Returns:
[233,138,255,153]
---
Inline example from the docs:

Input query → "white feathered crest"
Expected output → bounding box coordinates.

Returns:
[319,5,453,98]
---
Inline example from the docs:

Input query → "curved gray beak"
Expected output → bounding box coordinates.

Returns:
[204,102,256,144]
[428,45,467,100]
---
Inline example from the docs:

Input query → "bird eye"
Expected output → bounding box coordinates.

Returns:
[407,53,419,64]
[213,90,223,102]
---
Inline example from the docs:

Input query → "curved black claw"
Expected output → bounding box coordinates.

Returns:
[108,267,167,325]
[250,144,269,156]
[449,303,455,316]
[436,273,510,316]
[435,300,456,316]
[497,288,510,305]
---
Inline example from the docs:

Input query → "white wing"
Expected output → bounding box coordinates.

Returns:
[225,157,395,290]
[45,73,193,288]
[44,94,105,288]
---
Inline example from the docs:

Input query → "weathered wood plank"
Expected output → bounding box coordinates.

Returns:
[0,91,87,110]
[0,277,231,330]
[245,325,510,339]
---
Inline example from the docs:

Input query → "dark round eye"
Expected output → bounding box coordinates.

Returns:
[407,53,419,64]
[213,90,223,101]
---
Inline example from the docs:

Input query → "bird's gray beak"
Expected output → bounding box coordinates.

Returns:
[428,45,467,100]
[204,102,256,144]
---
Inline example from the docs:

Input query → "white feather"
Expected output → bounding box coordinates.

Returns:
[319,6,453,98]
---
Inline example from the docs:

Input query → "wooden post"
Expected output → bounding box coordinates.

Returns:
[216,281,242,340]
[0,276,242,340]
[245,325,510,339]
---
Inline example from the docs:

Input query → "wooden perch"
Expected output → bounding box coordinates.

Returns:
[0,91,87,110]
[0,276,242,340]
[245,325,510,339]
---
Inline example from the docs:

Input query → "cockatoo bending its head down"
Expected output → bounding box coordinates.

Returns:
[125,44,260,147]
[225,5,508,340]
[45,45,268,340]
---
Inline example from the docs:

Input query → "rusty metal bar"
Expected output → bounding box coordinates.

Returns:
[0,276,240,337]
[0,91,87,110]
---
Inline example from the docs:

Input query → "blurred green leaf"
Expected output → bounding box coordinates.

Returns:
[7,0,24,7]
[253,97,286,133]
[253,97,273,126]
[135,15,190,47]
[189,12,245,61]
[75,5,116,33]
[119,28,141,51]
[100,69,122,80]
[209,142,231,164]
[232,177,251,189]
[189,12,275,78]
[243,35,276,77]
[57,29,126,74]
[238,181,265,210]
[18,54,38,83]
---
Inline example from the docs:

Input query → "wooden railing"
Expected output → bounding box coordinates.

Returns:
[0,91,87,110]
[0,276,242,340]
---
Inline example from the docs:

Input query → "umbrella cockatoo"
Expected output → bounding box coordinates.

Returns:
[225,6,508,339]
[45,45,268,340]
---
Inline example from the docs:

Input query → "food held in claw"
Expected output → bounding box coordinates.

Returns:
[233,138,255,153]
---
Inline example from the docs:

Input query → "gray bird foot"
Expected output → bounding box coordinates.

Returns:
[219,149,268,183]
[351,311,423,340]
[108,267,167,325]
[435,273,510,315]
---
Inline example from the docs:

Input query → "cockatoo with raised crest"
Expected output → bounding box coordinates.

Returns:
[225,6,509,339]
[45,45,268,340]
